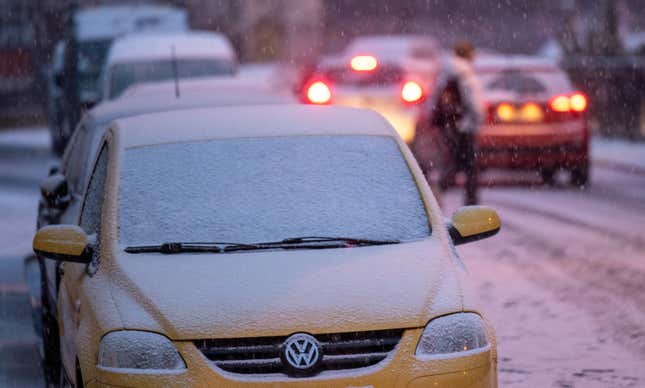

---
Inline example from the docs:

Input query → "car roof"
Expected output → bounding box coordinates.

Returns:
[88,86,296,128]
[111,105,397,149]
[475,54,561,72]
[107,31,235,65]
[344,34,439,58]
[75,5,187,41]
[120,75,282,99]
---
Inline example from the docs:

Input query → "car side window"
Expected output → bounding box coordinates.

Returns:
[79,143,108,236]
[63,122,88,194]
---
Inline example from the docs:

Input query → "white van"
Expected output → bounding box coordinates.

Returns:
[101,31,237,100]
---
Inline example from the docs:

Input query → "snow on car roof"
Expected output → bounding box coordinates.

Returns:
[89,86,295,128]
[120,75,281,99]
[75,5,188,41]
[475,54,560,72]
[107,31,235,65]
[344,34,439,59]
[111,105,397,149]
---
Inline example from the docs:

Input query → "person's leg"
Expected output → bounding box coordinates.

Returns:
[439,128,460,191]
[462,132,479,205]
[439,128,458,192]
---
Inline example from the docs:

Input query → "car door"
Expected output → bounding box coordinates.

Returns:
[59,143,109,374]
[41,119,93,308]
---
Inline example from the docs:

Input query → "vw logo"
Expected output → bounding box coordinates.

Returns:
[281,333,322,375]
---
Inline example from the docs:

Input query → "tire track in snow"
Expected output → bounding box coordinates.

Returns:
[488,211,645,360]
[485,197,645,250]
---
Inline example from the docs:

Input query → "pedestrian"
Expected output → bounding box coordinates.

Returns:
[429,41,485,205]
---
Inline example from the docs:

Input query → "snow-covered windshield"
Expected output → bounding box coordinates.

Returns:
[108,59,235,99]
[478,69,573,95]
[118,136,430,246]
[484,71,546,94]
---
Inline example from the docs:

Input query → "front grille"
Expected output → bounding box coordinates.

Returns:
[195,329,403,376]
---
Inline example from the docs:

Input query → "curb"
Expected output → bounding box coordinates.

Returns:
[0,144,52,158]
[593,158,645,177]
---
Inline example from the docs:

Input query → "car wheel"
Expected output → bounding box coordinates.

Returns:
[570,164,590,188]
[540,167,556,185]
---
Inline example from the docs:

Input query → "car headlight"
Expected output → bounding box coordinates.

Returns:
[98,331,186,371]
[415,313,489,357]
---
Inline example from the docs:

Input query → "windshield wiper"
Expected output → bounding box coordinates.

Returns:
[125,237,399,254]
[280,236,399,245]
[223,236,399,252]
[124,242,259,254]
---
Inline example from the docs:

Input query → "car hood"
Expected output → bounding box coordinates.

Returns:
[108,238,464,340]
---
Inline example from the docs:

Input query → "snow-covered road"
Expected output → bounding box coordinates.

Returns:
[0,128,643,387]
[444,166,645,387]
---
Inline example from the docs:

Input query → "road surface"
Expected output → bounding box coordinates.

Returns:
[0,129,643,387]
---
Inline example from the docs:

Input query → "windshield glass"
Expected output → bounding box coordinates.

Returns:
[119,136,430,246]
[483,70,546,94]
[109,59,235,99]
[478,69,573,95]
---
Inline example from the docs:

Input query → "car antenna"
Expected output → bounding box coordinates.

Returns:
[171,44,180,98]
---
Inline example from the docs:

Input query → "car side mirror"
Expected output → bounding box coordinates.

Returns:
[447,206,501,246]
[33,225,93,263]
[48,162,60,176]
[40,173,70,209]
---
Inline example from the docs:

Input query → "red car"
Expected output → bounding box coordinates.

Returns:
[413,56,589,187]
[476,56,589,186]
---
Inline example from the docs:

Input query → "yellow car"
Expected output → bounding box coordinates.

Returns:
[33,105,500,387]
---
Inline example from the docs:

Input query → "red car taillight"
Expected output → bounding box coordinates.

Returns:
[545,92,587,122]
[570,92,588,112]
[305,81,332,104]
[488,92,588,124]
[401,81,424,104]
[489,102,544,123]
[549,92,588,113]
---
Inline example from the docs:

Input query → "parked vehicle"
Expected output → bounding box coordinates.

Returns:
[300,34,440,143]
[35,83,295,386]
[47,4,188,154]
[101,31,237,101]
[413,55,589,187]
[34,105,500,387]
[475,56,589,186]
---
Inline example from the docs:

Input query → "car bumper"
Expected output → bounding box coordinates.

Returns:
[89,328,497,388]
[477,121,588,169]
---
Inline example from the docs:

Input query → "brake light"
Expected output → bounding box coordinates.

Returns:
[306,81,331,104]
[401,81,424,104]
[496,103,515,121]
[350,55,378,72]
[549,92,588,114]
[570,92,587,112]
[520,102,544,121]
[550,95,570,112]
[493,102,544,123]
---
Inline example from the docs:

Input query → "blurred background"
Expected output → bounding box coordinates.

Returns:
[2,0,645,139]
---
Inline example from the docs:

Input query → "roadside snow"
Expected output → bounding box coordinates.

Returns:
[0,127,50,151]
[592,137,645,171]
[0,188,38,258]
